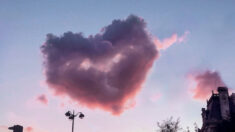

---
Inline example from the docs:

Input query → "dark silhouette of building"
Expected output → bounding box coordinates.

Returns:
[200,87,235,132]
[8,125,23,132]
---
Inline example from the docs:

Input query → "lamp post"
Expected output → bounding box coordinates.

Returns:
[65,110,85,132]
[8,125,23,132]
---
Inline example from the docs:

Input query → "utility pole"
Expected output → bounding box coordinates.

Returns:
[65,110,85,132]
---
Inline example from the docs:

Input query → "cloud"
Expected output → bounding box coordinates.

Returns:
[41,15,184,115]
[178,31,190,43]
[36,94,48,105]
[25,126,33,132]
[154,31,190,50]
[188,70,226,100]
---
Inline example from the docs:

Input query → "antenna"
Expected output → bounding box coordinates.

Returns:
[214,75,219,91]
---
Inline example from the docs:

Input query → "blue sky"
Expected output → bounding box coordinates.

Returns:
[0,0,235,132]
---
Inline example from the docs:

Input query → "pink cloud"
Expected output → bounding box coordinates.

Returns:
[154,31,190,50]
[41,15,188,115]
[36,94,48,105]
[124,99,136,109]
[25,126,33,132]
[41,15,158,115]
[188,70,226,100]
[178,31,190,43]
[60,102,65,108]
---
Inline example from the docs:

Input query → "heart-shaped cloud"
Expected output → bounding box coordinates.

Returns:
[41,15,183,115]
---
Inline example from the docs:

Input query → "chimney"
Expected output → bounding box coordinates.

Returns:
[217,86,228,93]
[217,87,230,120]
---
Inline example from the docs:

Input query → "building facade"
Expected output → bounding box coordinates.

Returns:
[200,87,235,132]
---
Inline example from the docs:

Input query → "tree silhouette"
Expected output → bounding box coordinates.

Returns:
[156,117,182,132]
[156,117,200,132]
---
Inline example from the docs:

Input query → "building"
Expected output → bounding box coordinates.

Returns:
[200,87,235,132]
[8,125,23,132]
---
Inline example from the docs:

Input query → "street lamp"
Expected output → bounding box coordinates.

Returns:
[65,110,85,132]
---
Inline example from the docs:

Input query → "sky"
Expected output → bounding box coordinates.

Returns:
[0,0,235,132]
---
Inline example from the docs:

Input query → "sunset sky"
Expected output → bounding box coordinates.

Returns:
[1,0,235,132]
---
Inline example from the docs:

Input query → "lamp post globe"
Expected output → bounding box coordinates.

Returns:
[65,110,84,132]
